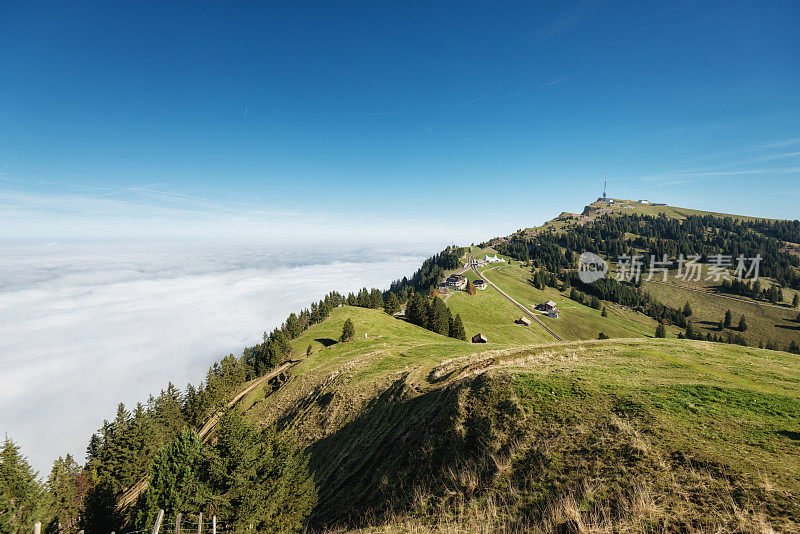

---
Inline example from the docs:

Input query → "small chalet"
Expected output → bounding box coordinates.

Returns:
[548,309,559,319]
[472,333,487,343]
[536,301,558,313]
[473,279,486,290]
[517,316,532,326]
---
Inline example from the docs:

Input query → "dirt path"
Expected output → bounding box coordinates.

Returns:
[470,257,563,342]
[116,360,293,509]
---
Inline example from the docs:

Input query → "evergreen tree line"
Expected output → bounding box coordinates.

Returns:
[721,278,789,304]
[494,213,800,289]
[404,293,467,341]
[2,412,316,534]
[132,411,314,533]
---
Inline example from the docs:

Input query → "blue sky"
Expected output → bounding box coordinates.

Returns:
[1,1,799,242]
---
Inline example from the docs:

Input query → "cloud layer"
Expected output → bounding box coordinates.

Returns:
[0,241,438,475]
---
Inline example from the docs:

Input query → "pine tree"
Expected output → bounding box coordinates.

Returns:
[306,344,312,357]
[655,323,666,338]
[0,438,44,532]
[427,297,451,335]
[285,313,302,339]
[369,288,384,309]
[738,315,748,331]
[340,318,356,342]
[449,314,467,341]
[47,454,85,533]
[793,293,799,308]
[683,301,693,317]
[384,292,400,315]
[210,411,316,532]
[601,306,607,317]
[724,310,732,328]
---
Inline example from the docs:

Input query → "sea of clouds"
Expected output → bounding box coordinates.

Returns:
[0,240,441,475]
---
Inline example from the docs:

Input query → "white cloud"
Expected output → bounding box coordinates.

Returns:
[0,241,441,475]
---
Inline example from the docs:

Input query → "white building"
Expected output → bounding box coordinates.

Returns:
[484,254,505,263]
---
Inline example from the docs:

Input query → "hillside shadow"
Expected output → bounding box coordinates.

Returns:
[777,430,800,441]
[304,375,517,530]
[315,338,337,347]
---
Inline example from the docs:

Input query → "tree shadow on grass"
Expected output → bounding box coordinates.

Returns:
[315,338,338,347]
[777,430,800,441]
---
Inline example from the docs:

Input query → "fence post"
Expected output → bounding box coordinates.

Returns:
[152,509,165,534]
[212,516,216,534]
[34,523,41,534]
[197,513,203,534]
[175,513,182,534]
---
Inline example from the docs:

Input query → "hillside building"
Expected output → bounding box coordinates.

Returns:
[446,274,467,290]
[472,333,487,343]
[517,316,532,326]
[473,279,486,290]
[536,301,558,313]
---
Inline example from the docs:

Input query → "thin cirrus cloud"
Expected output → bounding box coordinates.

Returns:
[0,180,492,243]
[0,240,442,474]
[622,136,800,187]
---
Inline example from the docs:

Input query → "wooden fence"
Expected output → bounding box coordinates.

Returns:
[34,510,222,534]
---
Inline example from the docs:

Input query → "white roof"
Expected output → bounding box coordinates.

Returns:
[546,300,557,307]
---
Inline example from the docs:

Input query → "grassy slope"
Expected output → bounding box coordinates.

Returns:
[243,306,800,532]
[509,200,800,347]
[583,198,778,222]
[482,263,685,341]
[643,278,800,347]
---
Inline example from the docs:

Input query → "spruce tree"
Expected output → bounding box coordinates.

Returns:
[724,310,732,328]
[47,454,84,533]
[427,297,451,335]
[0,438,44,532]
[340,318,356,342]
[369,288,384,309]
[601,306,607,317]
[384,292,400,315]
[793,293,799,308]
[285,313,302,339]
[738,315,748,331]
[655,323,666,338]
[683,301,693,317]
[449,314,467,341]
